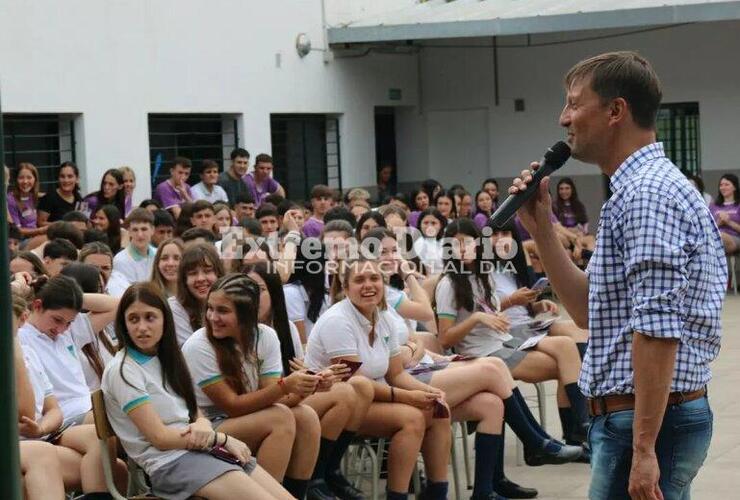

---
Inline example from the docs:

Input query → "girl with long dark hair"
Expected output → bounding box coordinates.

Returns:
[91,204,128,254]
[8,162,46,237]
[85,168,127,216]
[436,219,591,443]
[434,190,457,221]
[412,208,447,275]
[710,173,740,254]
[182,274,322,499]
[37,161,84,226]
[552,178,595,264]
[244,262,375,499]
[103,282,289,500]
[169,243,224,346]
[473,189,494,229]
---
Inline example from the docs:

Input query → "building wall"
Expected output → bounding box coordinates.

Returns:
[397,20,740,220]
[0,0,418,202]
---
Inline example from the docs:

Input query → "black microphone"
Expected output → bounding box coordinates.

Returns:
[489,141,571,228]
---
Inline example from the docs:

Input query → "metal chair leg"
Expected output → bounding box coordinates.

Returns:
[459,423,473,490]
[450,424,461,499]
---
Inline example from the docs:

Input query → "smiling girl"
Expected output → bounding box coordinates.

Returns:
[84,168,127,217]
[37,162,84,226]
[8,162,46,237]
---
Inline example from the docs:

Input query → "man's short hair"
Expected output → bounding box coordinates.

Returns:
[83,228,110,245]
[180,227,216,244]
[255,203,278,220]
[230,148,250,160]
[139,199,162,210]
[200,159,220,174]
[277,200,301,217]
[47,221,84,249]
[62,211,89,224]
[126,207,155,226]
[191,200,215,215]
[153,209,175,228]
[564,51,662,129]
[254,153,273,165]
[324,206,356,228]
[264,193,285,207]
[44,238,78,260]
[310,184,335,200]
[239,218,262,236]
[172,156,192,170]
[232,192,255,207]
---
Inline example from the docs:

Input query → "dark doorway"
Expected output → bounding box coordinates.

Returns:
[374,107,397,201]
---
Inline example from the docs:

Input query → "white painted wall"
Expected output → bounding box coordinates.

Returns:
[0,0,418,202]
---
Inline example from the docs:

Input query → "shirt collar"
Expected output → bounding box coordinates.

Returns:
[127,347,154,365]
[128,244,155,261]
[609,142,665,194]
[345,299,379,334]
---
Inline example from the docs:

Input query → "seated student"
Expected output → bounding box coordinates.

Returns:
[278,200,306,234]
[12,286,126,498]
[43,238,78,277]
[212,202,233,237]
[488,221,590,447]
[152,209,175,247]
[302,185,335,238]
[189,200,216,233]
[60,263,119,391]
[256,203,280,237]
[83,228,110,246]
[169,243,225,346]
[246,262,376,500]
[305,258,452,500]
[103,283,291,500]
[244,154,286,207]
[322,206,356,229]
[91,204,128,254]
[482,178,500,211]
[62,210,91,233]
[348,199,370,222]
[436,219,590,443]
[218,148,252,204]
[9,162,46,238]
[84,168,127,216]
[79,242,115,292]
[709,173,740,255]
[151,238,183,298]
[408,188,431,229]
[181,227,217,246]
[9,223,22,253]
[183,273,322,499]
[473,190,494,229]
[454,189,474,219]
[154,157,194,219]
[11,250,49,277]
[232,192,257,222]
[118,166,136,216]
[552,178,595,265]
[139,199,162,212]
[434,190,457,223]
[110,208,156,296]
[355,211,386,240]
[263,193,285,209]
[192,159,230,204]
[412,208,447,276]
[378,205,407,233]
[37,161,84,226]
[28,220,85,256]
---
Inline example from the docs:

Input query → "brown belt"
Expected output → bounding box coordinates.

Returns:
[588,388,706,417]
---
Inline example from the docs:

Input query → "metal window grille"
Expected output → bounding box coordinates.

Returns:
[148,114,239,189]
[656,102,701,175]
[2,114,76,190]
[270,114,342,201]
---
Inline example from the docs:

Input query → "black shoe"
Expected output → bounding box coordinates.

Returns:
[494,478,538,499]
[307,479,338,500]
[325,471,365,500]
[524,439,583,466]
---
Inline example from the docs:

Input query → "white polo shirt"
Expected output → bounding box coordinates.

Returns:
[112,245,156,289]
[167,296,195,347]
[305,299,401,382]
[288,320,304,358]
[102,348,189,474]
[21,345,54,424]
[493,271,532,327]
[19,322,92,422]
[68,313,114,391]
[283,283,329,339]
[191,182,229,204]
[435,274,512,357]
[182,325,283,419]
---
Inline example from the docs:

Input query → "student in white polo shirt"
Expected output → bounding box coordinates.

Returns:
[168,243,224,346]
[244,262,375,500]
[283,244,330,344]
[182,273,323,500]
[15,275,126,497]
[110,208,157,296]
[102,282,290,500]
[304,258,451,500]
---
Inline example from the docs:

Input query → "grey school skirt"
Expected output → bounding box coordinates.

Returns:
[148,451,257,500]
[487,324,538,369]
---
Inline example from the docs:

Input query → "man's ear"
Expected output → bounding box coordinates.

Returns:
[608,97,629,126]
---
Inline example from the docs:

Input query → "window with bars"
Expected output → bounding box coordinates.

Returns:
[270,114,341,201]
[147,114,239,189]
[2,114,76,190]
[656,102,701,175]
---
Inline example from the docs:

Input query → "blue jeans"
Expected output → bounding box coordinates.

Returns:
[588,396,713,500]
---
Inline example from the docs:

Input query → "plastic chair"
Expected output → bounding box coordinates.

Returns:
[90,390,160,500]
[514,382,548,466]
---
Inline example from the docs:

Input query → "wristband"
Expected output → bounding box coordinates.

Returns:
[278,377,289,394]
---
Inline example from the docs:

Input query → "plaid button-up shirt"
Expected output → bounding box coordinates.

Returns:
[580,143,726,398]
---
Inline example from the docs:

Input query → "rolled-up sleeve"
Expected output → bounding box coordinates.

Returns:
[621,191,694,339]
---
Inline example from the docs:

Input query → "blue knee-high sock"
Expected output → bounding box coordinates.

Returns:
[564,382,589,427]
[576,342,588,361]
[471,433,502,499]
[311,437,336,480]
[504,391,550,449]
[511,387,551,441]
[283,477,309,500]
[387,490,408,500]
[424,481,449,500]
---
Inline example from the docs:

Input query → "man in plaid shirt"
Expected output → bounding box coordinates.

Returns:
[510,52,726,499]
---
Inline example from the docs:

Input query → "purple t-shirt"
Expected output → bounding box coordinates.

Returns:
[7,193,37,229]
[473,212,489,229]
[709,202,740,238]
[302,217,324,238]
[242,172,279,207]
[408,211,421,229]
[83,193,100,216]
[124,194,132,216]
[154,180,192,210]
